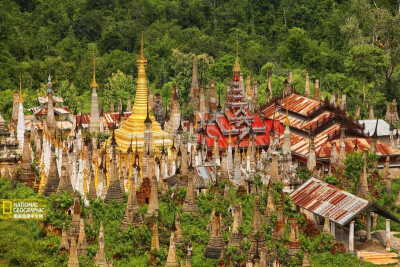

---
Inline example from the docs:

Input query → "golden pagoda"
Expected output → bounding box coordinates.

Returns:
[115,32,171,153]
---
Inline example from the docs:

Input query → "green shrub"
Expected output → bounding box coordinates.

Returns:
[297,167,312,182]
[324,175,339,186]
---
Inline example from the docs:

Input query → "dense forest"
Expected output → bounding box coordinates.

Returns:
[1,0,400,120]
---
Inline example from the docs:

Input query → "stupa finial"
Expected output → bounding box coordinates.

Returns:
[233,37,241,73]
[19,75,24,102]
[284,103,290,126]
[139,30,146,61]
[91,52,98,88]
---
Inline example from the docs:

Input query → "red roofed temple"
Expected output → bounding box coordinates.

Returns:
[196,47,283,153]
[262,86,400,170]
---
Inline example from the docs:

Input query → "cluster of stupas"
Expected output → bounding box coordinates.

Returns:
[4,29,400,197]
[4,31,400,266]
[60,192,113,267]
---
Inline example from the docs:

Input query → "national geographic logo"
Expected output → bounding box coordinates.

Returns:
[0,199,46,220]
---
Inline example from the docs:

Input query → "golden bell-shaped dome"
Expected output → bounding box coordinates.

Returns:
[115,32,172,153]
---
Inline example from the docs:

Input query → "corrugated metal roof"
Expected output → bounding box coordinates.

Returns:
[194,165,216,188]
[263,94,322,118]
[359,119,390,137]
[264,93,400,160]
[54,107,70,115]
[56,121,73,130]
[30,106,70,116]
[317,138,400,157]
[37,96,63,104]
[291,178,400,225]
[291,178,369,225]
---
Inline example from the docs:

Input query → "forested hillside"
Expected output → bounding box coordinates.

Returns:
[1,0,400,120]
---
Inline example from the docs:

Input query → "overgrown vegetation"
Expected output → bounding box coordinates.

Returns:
[0,177,373,266]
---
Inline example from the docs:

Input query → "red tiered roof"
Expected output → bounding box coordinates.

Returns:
[196,72,285,151]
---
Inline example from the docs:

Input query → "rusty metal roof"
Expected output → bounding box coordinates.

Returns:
[37,95,64,105]
[265,93,400,160]
[263,94,322,118]
[291,178,400,225]
[317,138,400,158]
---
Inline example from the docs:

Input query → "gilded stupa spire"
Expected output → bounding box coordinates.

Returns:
[232,39,241,73]
[19,75,24,103]
[132,30,148,113]
[139,30,146,61]
[284,104,290,126]
[113,29,172,153]
[144,94,152,124]
[91,53,98,88]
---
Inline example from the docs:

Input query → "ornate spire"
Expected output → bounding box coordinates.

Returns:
[91,53,98,88]
[126,135,133,155]
[150,223,160,251]
[204,211,225,259]
[229,202,242,247]
[166,232,179,267]
[94,221,107,266]
[176,116,183,135]
[144,95,152,124]
[132,30,148,113]
[284,104,290,126]
[89,54,100,133]
[171,139,176,151]
[59,223,69,255]
[246,75,252,95]
[139,30,146,61]
[304,67,310,98]
[217,92,222,111]
[336,88,341,106]
[190,56,199,111]
[19,75,24,103]
[249,195,265,258]
[183,174,199,213]
[68,237,79,267]
[146,176,159,217]
[233,39,241,73]
[77,218,88,256]
[372,119,379,138]
[46,74,53,94]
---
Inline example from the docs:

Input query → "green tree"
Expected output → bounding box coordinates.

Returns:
[344,152,363,185]
[344,44,389,102]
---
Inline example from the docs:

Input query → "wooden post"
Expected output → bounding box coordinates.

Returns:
[366,212,371,240]
[313,214,318,225]
[349,220,355,252]
[386,219,391,251]
[340,225,343,243]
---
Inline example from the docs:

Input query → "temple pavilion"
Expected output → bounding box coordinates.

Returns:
[195,47,282,153]
[262,79,400,172]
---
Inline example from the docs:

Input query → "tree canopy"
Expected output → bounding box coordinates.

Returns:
[1,0,400,119]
